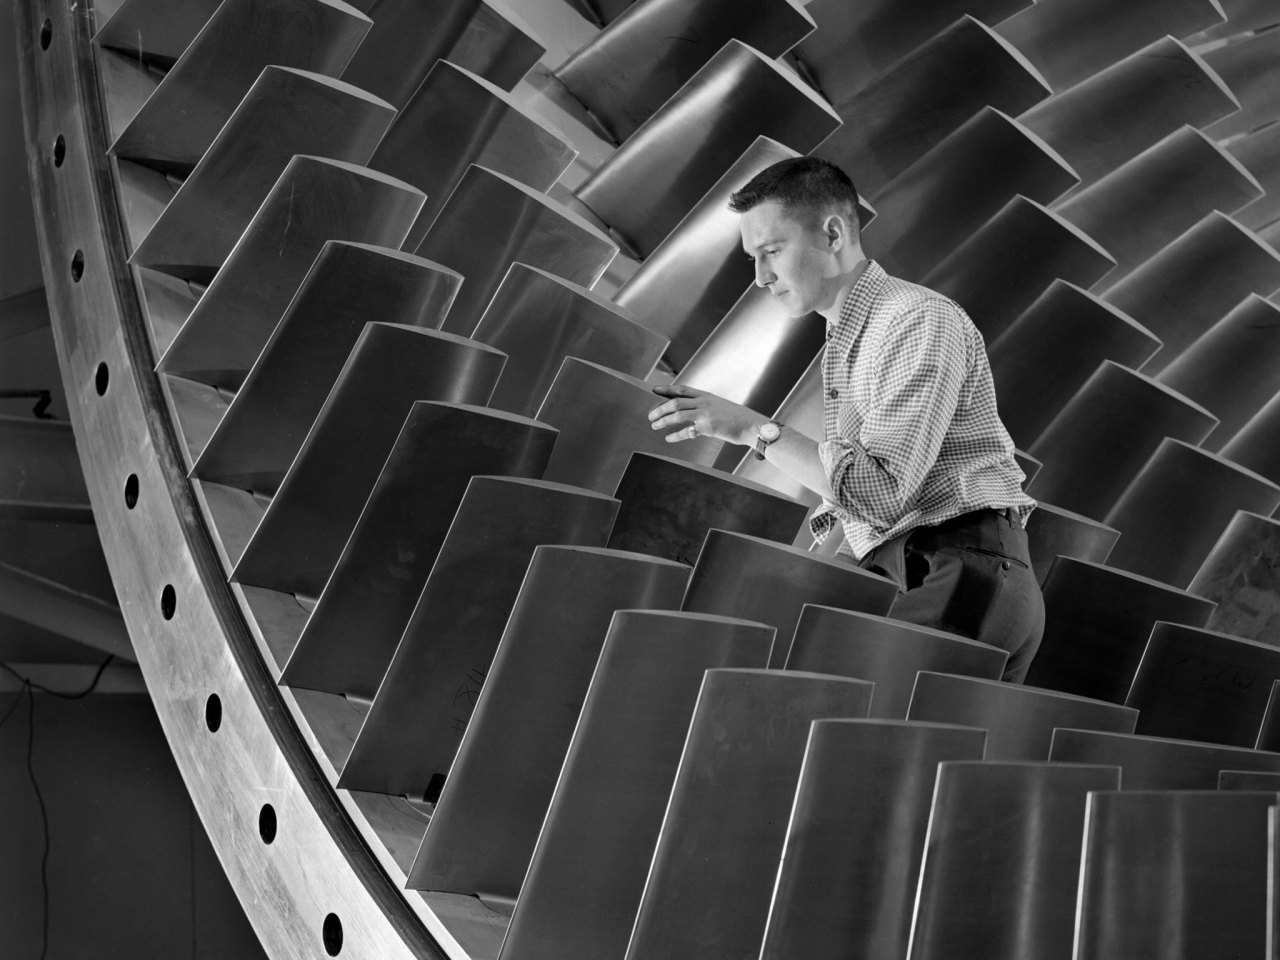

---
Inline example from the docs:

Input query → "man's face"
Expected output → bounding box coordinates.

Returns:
[739,200,840,318]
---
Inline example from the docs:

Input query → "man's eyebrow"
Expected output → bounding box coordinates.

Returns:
[744,236,784,254]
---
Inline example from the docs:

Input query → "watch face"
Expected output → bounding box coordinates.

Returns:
[759,422,781,443]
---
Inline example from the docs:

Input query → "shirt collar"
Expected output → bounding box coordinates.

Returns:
[828,259,889,342]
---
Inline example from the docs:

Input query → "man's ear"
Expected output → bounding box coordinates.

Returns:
[824,214,845,250]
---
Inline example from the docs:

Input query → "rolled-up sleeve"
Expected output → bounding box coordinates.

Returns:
[818,298,969,528]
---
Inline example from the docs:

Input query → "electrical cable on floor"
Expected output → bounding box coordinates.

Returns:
[0,655,116,699]
[0,655,116,959]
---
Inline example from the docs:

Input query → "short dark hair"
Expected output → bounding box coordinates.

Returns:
[728,157,863,229]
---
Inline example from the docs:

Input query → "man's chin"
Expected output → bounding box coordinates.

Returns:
[774,292,807,318]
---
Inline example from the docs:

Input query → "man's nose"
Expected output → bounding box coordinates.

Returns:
[754,259,774,288]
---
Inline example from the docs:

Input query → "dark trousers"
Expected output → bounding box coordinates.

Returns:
[857,509,1045,683]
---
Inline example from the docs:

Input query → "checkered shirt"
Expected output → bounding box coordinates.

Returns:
[810,260,1035,560]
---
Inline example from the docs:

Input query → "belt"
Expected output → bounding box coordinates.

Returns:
[928,507,1018,532]
[906,507,1020,554]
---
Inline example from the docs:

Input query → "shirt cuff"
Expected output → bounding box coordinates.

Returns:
[809,503,837,543]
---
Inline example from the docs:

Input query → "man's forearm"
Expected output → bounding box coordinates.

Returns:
[757,425,836,502]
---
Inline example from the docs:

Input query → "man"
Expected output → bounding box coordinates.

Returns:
[647,157,1043,681]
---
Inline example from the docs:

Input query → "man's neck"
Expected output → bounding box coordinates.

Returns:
[818,257,871,327]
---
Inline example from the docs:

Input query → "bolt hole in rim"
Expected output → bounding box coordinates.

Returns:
[205,694,222,732]
[323,914,343,956]
[161,584,177,620]
[259,804,277,844]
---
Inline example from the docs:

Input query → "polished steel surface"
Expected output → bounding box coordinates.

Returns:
[682,530,899,670]
[1220,768,1280,790]
[988,280,1159,448]
[1103,212,1280,375]
[536,358,724,494]
[338,478,619,797]
[108,0,370,173]
[1157,295,1280,451]
[1015,449,1042,488]
[921,196,1114,343]
[473,264,666,418]
[193,243,461,492]
[230,324,506,597]
[787,607,1007,718]
[341,0,543,108]
[680,284,829,427]
[607,453,810,565]
[1023,501,1119,585]
[498,611,774,960]
[574,39,841,259]
[1190,0,1279,39]
[1026,361,1218,521]
[1189,511,1280,647]
[1261,681,1280,751]
[674,283,825,415]
[994,0,1226,92]
[908,761,1121,960]
[860,107,1078,281]
[1074,790,1273,960]
[571,0,635,25]
[279,403,557,698]
[413,165,618,337]
[793,0,1032,108]
[1126,621,1280,747]
[1228,117,1280,232]
[614,136,798,369]
[1104,438,1280,589]
[93,0,220,66]
[156,156,425,391]
[908,671,1136,760]
[1025,557,1217,703]
[409,548,691,897]
[759,719,987,960]
[1222,392,1280,487]
[368,60,576,249]
[1203,27,1280,141]
[130,67,395,281]
[556,0,814,144]
[1020,37,1238,190]
[1055,127,1263,291]
[815,16,1050,199]
[1051,727,1280,788]
[624,669,874,960]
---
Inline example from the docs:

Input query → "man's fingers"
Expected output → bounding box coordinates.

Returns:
[649,410,694,431]
[651,383,702,400]
[647,396,697,421]
[664,424,700,443]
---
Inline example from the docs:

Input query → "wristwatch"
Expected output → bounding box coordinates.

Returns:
[753,420,783,460]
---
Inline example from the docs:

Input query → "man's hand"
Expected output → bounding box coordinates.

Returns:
[647,384,765,446]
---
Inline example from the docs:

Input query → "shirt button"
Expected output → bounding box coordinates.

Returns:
[1001,560,1011,570]
[828,388,839,399]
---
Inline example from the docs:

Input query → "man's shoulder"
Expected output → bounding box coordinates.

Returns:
[870,272,975,341]
[878,272,964,317]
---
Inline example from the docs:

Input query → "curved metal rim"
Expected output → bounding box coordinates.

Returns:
[16,0,448,956]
